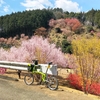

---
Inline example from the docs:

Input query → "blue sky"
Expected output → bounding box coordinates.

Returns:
[0,0,100,16]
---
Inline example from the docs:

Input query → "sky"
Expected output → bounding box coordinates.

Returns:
[0,0,100,16]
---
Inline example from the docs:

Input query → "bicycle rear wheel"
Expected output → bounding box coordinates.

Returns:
[24,73,34,85]
[47,76,58,90]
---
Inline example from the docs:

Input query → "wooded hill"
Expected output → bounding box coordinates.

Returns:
[0,8,100,38]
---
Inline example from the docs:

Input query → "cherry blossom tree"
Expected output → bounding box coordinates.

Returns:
[0,36,68,67]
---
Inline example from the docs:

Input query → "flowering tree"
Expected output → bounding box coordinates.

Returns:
[0,36,68,67]
[72,37,100,94]
[34,27,48,37]
[49,19,56,28]
[49,18,67,29]
[65,18,81,31]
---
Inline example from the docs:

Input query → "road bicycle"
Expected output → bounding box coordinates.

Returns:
[24,60,58,90]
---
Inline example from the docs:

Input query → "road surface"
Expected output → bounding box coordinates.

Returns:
[0,74,99,100]
[0,75,57,100]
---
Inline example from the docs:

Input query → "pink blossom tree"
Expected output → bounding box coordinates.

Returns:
[0,36,68,67]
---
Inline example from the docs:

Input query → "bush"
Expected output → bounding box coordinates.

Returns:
[87,26,94,32]
[0,68,7,74]
[87,83,100,95]
[61,40,72,54]
[72,37,100,94]
[67,74,82,90]
[67,73,100,95]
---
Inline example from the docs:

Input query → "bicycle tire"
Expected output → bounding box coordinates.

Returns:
[47,76,58,90]
[24,73,34,85]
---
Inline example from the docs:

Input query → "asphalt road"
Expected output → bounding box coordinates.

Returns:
[0,75,57,100]
[0,75,99,100]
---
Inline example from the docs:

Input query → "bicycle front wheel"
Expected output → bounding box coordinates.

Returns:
[24,73,34,85]
[47,76,58,90]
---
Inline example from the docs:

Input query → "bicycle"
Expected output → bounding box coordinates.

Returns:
[24,60,58,90]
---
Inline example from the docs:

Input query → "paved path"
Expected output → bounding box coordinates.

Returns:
[0,75,99,100]
[0,75,57,100]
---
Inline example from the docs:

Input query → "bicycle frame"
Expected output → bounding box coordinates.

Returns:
[25,60,58,90]
[28,62,49,82]
[33,71,46,82]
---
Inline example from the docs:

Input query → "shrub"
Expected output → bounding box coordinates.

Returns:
[67,73,82,90]
[67,73,100,95]
[0,68,6,74]
[72,37,100,94]
[61,40,72,54]
[89,83,100,95]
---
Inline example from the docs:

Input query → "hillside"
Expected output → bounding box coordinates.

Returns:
[0,8,100,38]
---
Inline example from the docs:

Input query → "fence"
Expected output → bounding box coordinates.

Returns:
[0,61,57,75]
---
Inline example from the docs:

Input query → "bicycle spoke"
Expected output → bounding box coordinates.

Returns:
[24,73,34,85]
[47,76,58,90]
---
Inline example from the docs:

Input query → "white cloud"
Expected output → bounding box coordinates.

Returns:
[0,0,12,15]
[3,5,9,12]
[54,0,81,12]
[0,0,4,7]
[21,0,81,12]
[21,0,53,10]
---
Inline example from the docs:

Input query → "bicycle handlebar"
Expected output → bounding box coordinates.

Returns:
[32,59,52,65]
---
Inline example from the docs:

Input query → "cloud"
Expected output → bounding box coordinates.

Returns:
[3,5,9,12]
[0,0,12,15]
[54,0,81,12]
[0,0,11,13]
[21,0,81,12]
[0,0,18,15]
[21,0,53,10]
[0,0,4,7]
